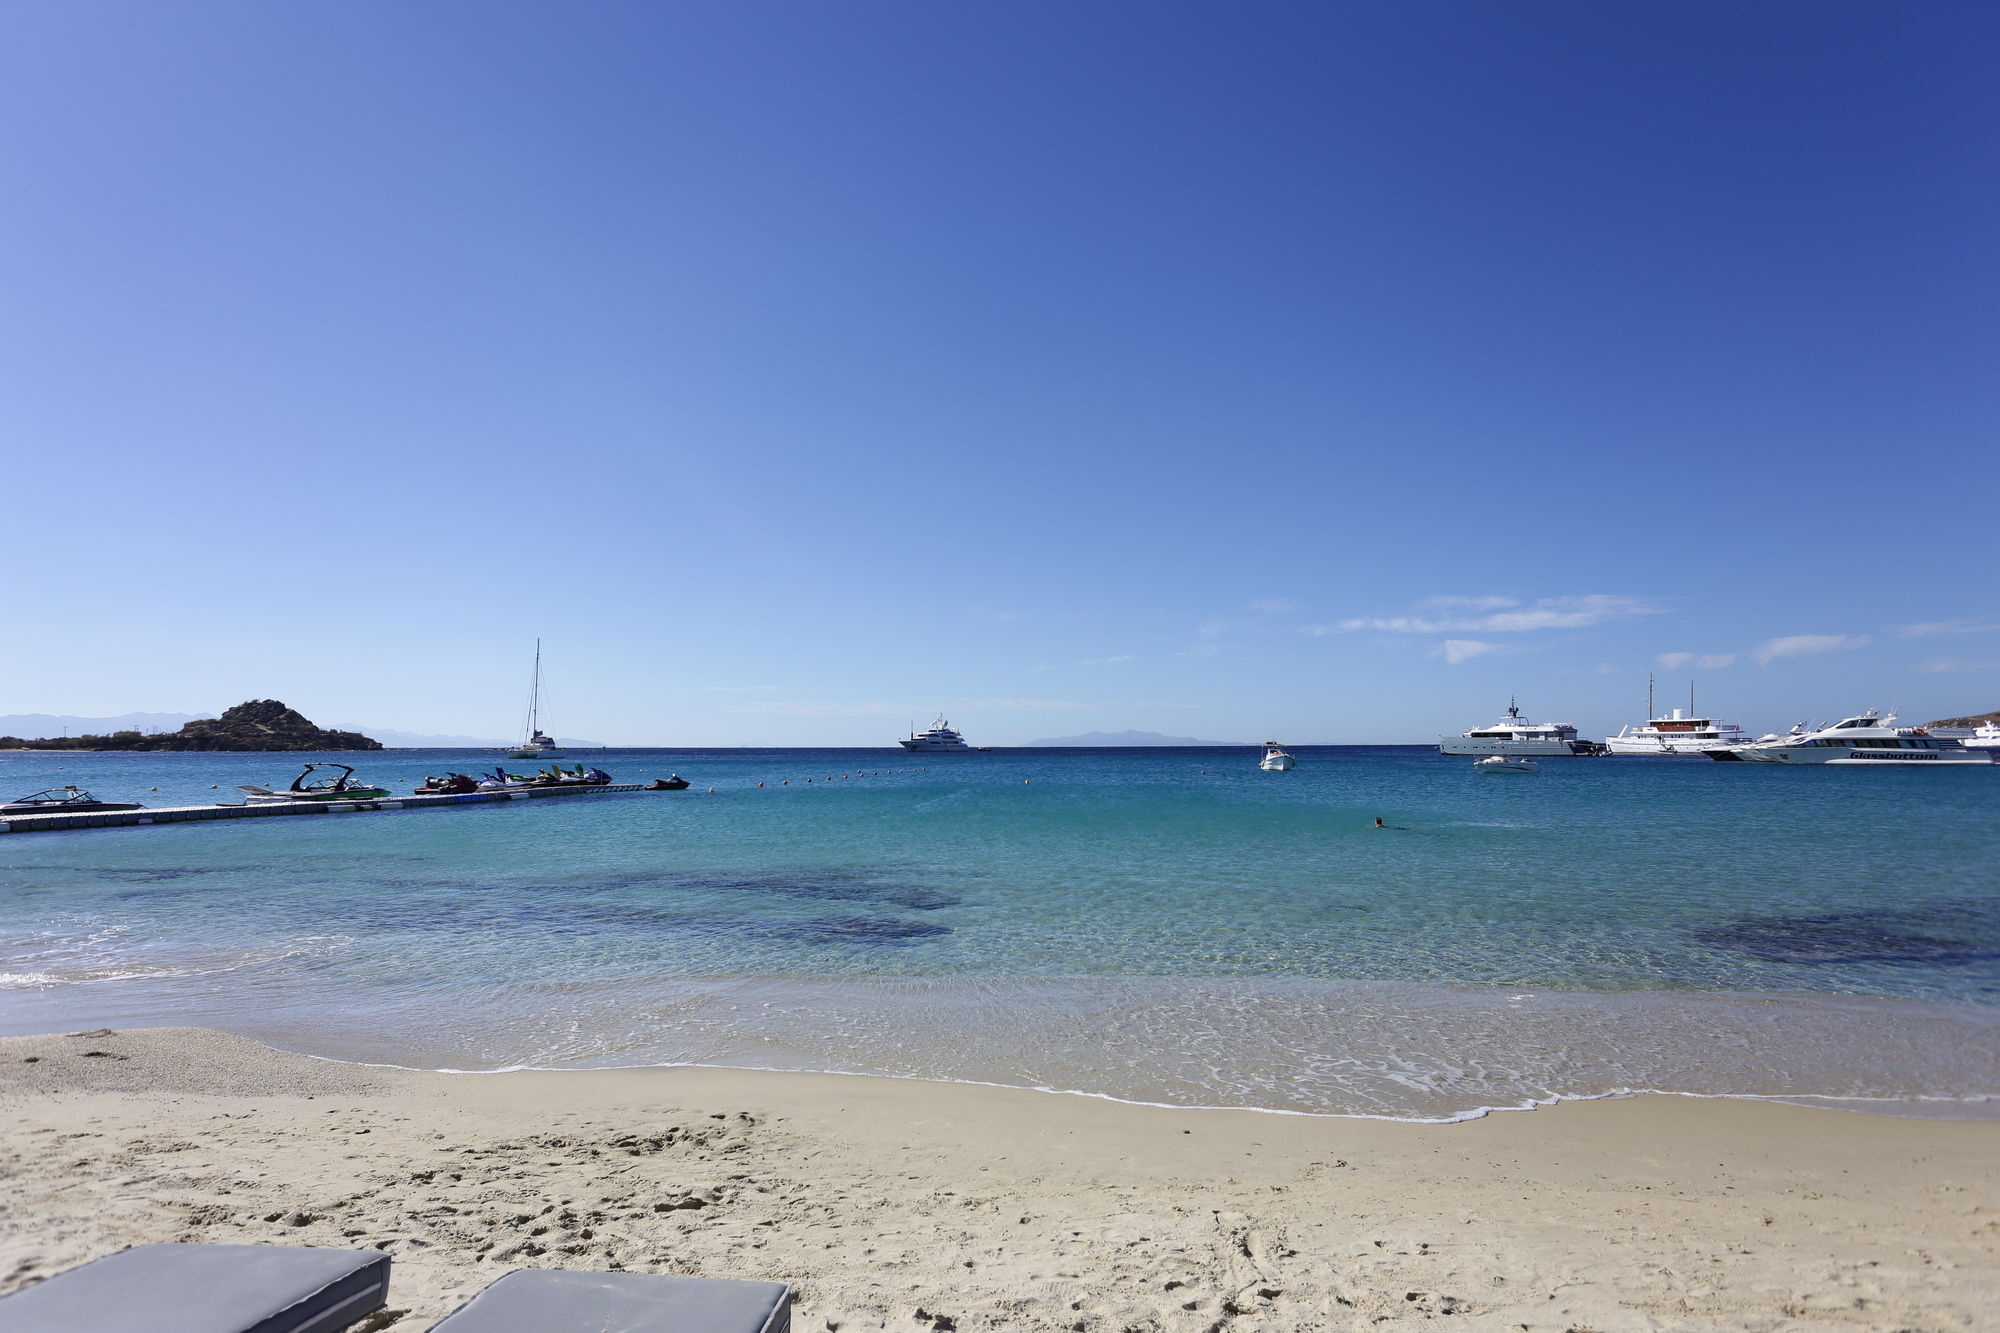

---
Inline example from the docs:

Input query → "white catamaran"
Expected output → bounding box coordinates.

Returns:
[507,640,562,759]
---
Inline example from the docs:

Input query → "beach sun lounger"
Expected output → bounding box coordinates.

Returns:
[431,1269,791,1333]
[0,1243,389,1333]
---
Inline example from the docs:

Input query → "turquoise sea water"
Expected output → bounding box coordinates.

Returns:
[2,746,1996,1120]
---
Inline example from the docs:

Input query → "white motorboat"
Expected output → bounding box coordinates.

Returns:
[1962,720,2000,751]
[507,640,563,759]
[1704,722,1813,761]
[900,717,976,751]
[1439,700,1605,755]
[1258,742,1297,771]
[1742,711,1993,765]
[1474,755,1539,774]
[1605,678,1745,755]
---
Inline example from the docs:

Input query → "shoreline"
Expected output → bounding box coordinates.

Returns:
[11,973,1989,1125]
[3,1026,1996,1330]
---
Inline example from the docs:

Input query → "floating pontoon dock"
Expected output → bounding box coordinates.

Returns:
[0,783,656,835]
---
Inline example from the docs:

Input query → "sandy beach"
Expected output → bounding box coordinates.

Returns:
[0,1027,1992,1331]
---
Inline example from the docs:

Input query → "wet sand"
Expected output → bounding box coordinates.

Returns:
[1,1026,1995,1330]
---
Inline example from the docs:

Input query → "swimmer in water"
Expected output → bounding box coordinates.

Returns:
[1373,817,1387,829]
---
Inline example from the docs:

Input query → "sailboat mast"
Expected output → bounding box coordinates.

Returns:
[528,639,542,736]
[1647,673,1655,721]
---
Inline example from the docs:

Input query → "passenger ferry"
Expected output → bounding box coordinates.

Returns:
[1438,701,1606,756]
[1730,711,1992,765]
[899,717,977,751]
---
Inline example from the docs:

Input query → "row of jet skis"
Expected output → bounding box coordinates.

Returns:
[0,762,691,814]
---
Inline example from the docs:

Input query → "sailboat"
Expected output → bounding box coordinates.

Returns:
[506,640,562,759]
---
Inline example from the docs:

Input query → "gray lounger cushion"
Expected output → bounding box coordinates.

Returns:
[0,1243,389,1333]
[433,1269,790,1333]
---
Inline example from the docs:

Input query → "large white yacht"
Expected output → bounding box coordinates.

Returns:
[1605,707,1749,755]
[899,717,977,752]
[1733,710,1992,765]
[1439,701,1606,756]
[1604,679,1745,755]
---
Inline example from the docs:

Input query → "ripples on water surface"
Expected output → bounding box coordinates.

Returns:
[2,746,1996,1119]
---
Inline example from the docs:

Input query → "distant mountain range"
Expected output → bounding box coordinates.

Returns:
[0,712,601,748]
[0,711,217,737]
[1024,730,1250,747]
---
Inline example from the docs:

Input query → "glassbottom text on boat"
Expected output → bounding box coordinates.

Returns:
[1439,701,1606,756]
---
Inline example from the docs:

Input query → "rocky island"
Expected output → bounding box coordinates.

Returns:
[0,700,380,751]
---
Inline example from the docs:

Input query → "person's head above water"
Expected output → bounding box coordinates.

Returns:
[1373,817,1386,828]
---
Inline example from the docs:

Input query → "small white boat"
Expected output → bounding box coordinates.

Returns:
[1258,742,1297,771]
[1474,755,1539,774]
[1963,720,2000,751]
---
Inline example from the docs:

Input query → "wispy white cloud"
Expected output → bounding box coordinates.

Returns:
[704,685,782,693]
[1915,657,2000,674]
[1249,597,1300,613]
[1333,594,1663,635]
[1175,643,1222,658]
[1029,655,1137,672]
[1751,634,1871,666]
[1656,652,1693,670]
[1593,663,1621,675]
[1902,619,2000,637]
[1423,595,1520,612]
[1656,652,1736,670]
[1435,639,1505,665]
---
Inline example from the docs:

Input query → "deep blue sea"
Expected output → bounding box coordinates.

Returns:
[2,745,1996,1120]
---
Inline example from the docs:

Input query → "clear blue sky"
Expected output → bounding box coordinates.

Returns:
[4,1,1995,744]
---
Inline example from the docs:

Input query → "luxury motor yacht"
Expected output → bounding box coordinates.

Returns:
[1439,701,1606,756]
[1604,679,1747,755]
[1738,711,1992,765]
[1258,742,1297,771]
[899,717,976,751]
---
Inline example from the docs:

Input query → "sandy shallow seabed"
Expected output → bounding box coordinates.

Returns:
[0,1029,1995,1332]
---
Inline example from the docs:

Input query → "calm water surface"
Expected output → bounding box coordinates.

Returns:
[2,746,1995,1119]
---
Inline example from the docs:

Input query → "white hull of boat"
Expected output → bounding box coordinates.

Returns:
[1439,737,1587,756]
[1259,755,1296,771]
[1475,756,1539,774]
[1755,748,1991,766]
